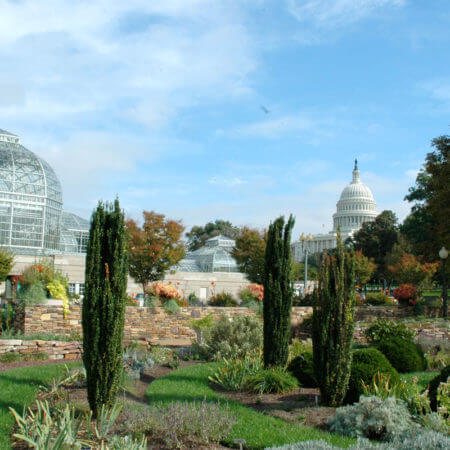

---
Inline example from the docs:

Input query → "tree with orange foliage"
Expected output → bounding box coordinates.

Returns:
[126,211,185,293]
[387,251,438,296]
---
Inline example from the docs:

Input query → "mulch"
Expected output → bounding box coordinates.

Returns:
[0,358,82,373]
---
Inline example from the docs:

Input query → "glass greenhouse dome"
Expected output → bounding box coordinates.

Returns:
[0,129,89,255]
[176,235,239,272]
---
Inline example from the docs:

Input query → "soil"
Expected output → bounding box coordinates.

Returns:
[212,384,335,429]
[0,358,82,373]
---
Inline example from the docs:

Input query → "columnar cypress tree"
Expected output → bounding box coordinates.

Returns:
[82,199,128,416]
[263,215,295,368]
[312,232,355,407]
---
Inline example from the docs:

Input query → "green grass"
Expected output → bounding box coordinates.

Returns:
[0,362,79,449]
[400,371,438,390]
[146,363,354,449]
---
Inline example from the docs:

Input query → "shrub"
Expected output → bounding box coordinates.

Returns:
[198,314,262,360]
[267,430,450,449]
[123,349,154,378]
[328,396,412,441]
[245,366,298,394]
[163,298,180,314]
[151,346,179,368]
[18,281,47,305]
[239,284,263,303]
[121,400,235,448]
[288,351,317,387]
[362,373,430,417]
[365,292,395,306]
[420,412,448,433]
[376,337,427,373]
[209,356,262,391]
[364,319,415,344]
[289,338,312,360]
[393,283,416,305]
[187,292,201,305]
[150,281,181,300]
[345,347,400,404]
[208,292,238,307]
[429,365,450,411]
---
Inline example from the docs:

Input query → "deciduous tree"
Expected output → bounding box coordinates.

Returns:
[186,220,239,251]
[232,227,266,285]
[353,250,377,287]
[0,248,14,282]
[126,211,185,293]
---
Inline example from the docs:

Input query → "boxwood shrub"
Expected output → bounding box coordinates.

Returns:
[376,336,427,373]
[287,351,317,387]
[345,347,399,404]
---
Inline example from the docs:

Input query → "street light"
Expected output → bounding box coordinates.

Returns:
[301,233,313,295]
[439,246,448,318]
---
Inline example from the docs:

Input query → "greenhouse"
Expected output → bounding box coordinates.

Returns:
[176,235,239,273]
[0,129,89,255]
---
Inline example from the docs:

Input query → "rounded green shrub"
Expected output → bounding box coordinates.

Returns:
[429,365,450,411]
[345,347,399,404]
[376,337,427,373]
[287,351,317,387]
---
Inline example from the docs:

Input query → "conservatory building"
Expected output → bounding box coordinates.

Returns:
[0,129,91,296]
[292,160,377,261]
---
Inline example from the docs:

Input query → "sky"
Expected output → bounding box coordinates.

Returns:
[0,0,449,238]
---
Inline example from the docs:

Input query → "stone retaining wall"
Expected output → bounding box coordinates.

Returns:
[0,339,81,360]
[6,304,448,345]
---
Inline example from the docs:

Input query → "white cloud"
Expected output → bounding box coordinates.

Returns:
[0,1,257,128]
[287,0,405,29]
[419,79,450,103]
[227,113,338,139]
[209,176,248,187]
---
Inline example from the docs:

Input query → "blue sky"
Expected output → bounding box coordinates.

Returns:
[0,0,449,237]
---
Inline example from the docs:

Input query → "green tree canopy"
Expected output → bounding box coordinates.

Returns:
[232,226,266,284]
[352,210,399,285]
[403,135,450,259]
[0,248,14,282]
[186,219,239,251]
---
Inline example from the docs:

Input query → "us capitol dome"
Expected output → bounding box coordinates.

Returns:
[292,160,377,261]
[0,128,89,255]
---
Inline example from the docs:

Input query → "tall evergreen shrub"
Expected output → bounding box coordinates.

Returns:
[82,199,128,416]
[263,215,295,368]
[312,233,355,406]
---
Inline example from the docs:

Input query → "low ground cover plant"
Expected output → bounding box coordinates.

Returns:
[364,292,395,306]
[267,429,450,449]
[0,351,48,363]
[208,291,238,307]
[123,349,155,378]
[121,400,235,448]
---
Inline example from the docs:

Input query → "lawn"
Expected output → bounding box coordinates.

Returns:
[400,371,438,390]
[146,363,355,449]
[0,362,79,449]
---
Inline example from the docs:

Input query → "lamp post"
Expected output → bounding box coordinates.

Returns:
[300,233,313,295]
[439,246,448,318]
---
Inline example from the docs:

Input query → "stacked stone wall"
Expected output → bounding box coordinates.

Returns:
[0,339,81,360]
[5,304,448,345]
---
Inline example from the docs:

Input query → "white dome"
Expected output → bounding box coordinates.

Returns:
[332,160,377,234]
